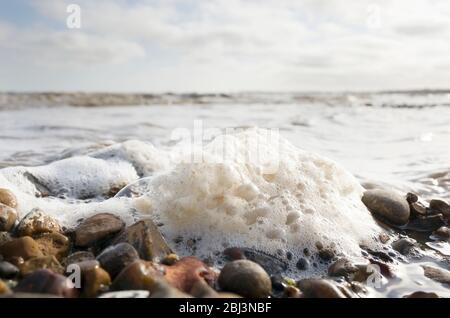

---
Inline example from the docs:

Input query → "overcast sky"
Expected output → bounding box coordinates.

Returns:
[0,0,449,92]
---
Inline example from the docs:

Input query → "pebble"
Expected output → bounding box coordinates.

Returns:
[0,236,43,261]
[296,258,309,270]
[0,261,19,279]
[406,214,445,232]
[0,279,11,295]
[409,202,427,217]
[218,259,272,298]
[0,188,17,208]
[112,219,172,261]
[0,231,12,246]
[34,232,70,261]
[98,290,150,298]
[318,248,335,261]
[422,265,450,284]
[403,291,439,298]
[74,213,124,247]
[20,256,64,276]
[97,243,140,279]
[14,269,77,297]
[391,238,416,255]
[223,247,287,275]
[406,192,418,204]
[163,256,217,293]
[76,260,111,297]
[16,209,61,237]
[433,226,450,240]
[0,204,17,232]
[429,199,450,218]
[111,260,162,291]
[65,251,95,265]
[328,258,358,277]
[297,279,347,298]
[283,285,302,298]
[361,189,410,225]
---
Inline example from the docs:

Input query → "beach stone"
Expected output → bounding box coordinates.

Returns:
[218,259,271,298]
[328,258,358,277]
[429,199,450,218]
[65,251,95,265]
[391,238,416,255]
[223,247,287,275]
[0,231,13,246]
[74,213,125,247]
[97,243,139,279]
[422,265,450,284]
[98,290,150,298]
[16,209,61,237]
[362,189,410,225]
[14,269,77,297]
[0,261,19,279]
[163,256,217,293]
[296,257,309,270]
[0,279,11,295]
[20,255,64,276]
[407,214,445,232]
[34,232,70,261]
[76,260,111,297]
[0,204,17,232]
[111,260,162,291]
[318,248,335,261]
[433,226,450,240]
[409,202,427,217]
[112,219,172,261]
[297,279,347,298]
[403,291,439,298]
[0,188,17,208]
[0,236,43,261]
[406,192,418,204]
[283,285,302,298]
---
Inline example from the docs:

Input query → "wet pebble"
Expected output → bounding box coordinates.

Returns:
[16,209,61,237]
[0,279,11,294]
[328,258,358,277]
[296,257,309,270]
[20,255,64,276]
[97,243,140,279]
[0,204,17,232]
[429,199,450,218]
[403,291,439,298]
[362,189,410,225]
[34,232,70,261]
[75,260,111,297]
[297,279,347,298]
[65,251,95,265]
[0,236,43,261]
[391,238,415,255]
[14,269,77,297]
[111,260,162,291]
[112,219,172,261]
[0,261,19,279]
[407,214,445,232]
[422,265,450,285]
[74,213,125,247]
[318,248,335,262]
[218,259,272,298]
[433,226,450,240]
[0,188,17,208]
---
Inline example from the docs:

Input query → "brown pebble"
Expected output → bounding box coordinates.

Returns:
[16,209,61,237]
[0,236,43,261]
[76,260,111,297]
[0,188,17,208]
[0,204,17,232]
[328,258,358,277]
[34,232,70,261]
[20,255,64,276]
[433,226,450,240]
[403,291,439,298]
[297,279,347,298]
[362,189,410,225]
[429,199,450,218]
[14,269,77,297]
[74,213,125,247]
[422,265,450,284]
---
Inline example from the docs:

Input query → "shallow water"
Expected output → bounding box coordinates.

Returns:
[0,92,449,297]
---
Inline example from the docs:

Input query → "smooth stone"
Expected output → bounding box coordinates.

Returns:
[407,214,445,232]
[14,269,77,297]
[406,192,418,204]
[403,291,439,298]
[362,189,410,225]
[0,279,11,295]
[422,265,450,284]
[0,188,17,208]
[239,248,288,275]
[0,261,19,279]
[409,202,427,217]
[112,219,172,261]
[163,256,217,293]
[16,209,61,237]
[429,199,450,218]
[328,258,358,277]
[65,251,95,265]
[296,257,309,270]
[0,204,17,232]
[98,290,150,298]
[111,260,162,291]
[75,260,111,297]
[20,255,64,276]
[0,236,43,261]
[318,248,335,261]
[391,238,416,255]
[282,285,302,298]
[218,259,272,298]
[97,243,139,279]
[297,279,347,298]
[34,232,70,261]
[74,213,125,247]
[433,226,450,240]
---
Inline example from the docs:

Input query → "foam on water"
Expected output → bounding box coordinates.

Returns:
[0,128,383,275]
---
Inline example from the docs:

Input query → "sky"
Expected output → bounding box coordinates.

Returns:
[0,0,449,92]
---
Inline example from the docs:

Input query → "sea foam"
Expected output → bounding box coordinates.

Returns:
[0,129,382,275]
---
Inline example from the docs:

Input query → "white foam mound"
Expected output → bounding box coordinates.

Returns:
[0,129,382,275]
[135,129,382,273]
